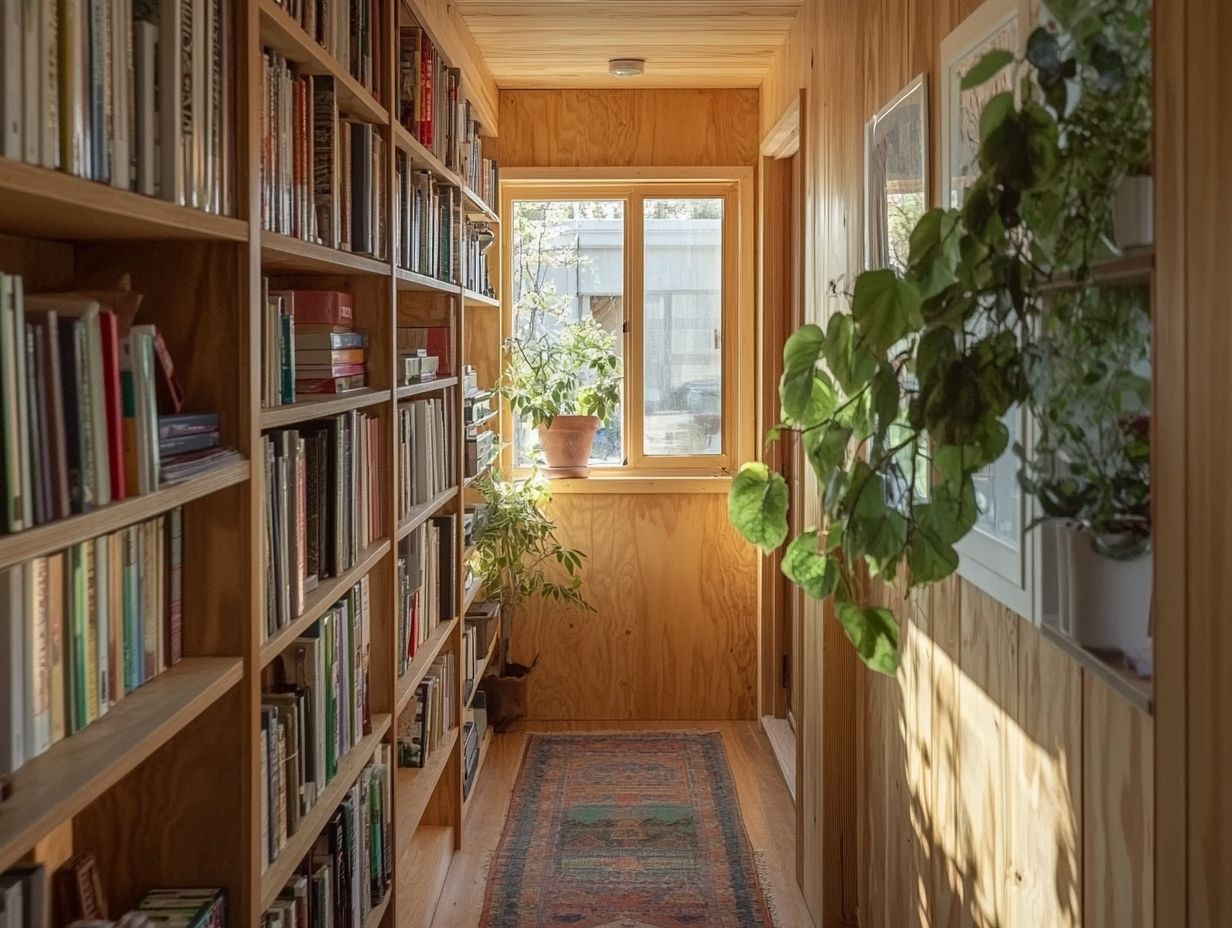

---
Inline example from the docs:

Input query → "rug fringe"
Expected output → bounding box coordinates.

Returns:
[753,848,786,928]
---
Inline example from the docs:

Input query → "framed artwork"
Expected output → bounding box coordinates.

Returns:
[940,0,1045,623]
[865,75,929,273]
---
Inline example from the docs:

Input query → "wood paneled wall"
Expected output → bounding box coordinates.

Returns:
[493,88,762,721]
[761,1,1156,924]
[498,89,761,168]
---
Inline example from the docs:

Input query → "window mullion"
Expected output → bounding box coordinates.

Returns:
[627,191,647,470]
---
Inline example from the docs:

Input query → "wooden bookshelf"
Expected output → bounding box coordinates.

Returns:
[259,389,394,430]
[395,618,461,716]
[396,376,459,400]
[465,617,500,709]
[0,459,249,572]
[259,714,393,910]
[0,658,243,873]
[259,539,393,668]
[462,727,494,820]
[0,0,501,922]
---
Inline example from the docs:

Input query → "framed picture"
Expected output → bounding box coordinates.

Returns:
[940,0,1045,623]
[865,75,928,273]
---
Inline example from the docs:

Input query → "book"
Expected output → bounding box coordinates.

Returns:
[295,374,367,395]
[273,290,355,328]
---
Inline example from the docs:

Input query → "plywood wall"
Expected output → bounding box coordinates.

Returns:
[494,88,762,721]
[761,0,1155,924]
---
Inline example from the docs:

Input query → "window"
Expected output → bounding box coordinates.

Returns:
[507,183,738,474]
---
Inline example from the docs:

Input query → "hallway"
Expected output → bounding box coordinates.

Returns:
[424,722,813,928]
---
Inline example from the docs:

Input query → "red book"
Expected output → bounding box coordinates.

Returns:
[420,36,433,146]
[273,289,355,327]
[98,310,126,501]
[295,374,367,395]
[294,362,365,378]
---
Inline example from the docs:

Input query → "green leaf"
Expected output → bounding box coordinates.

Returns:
[961,48,1014,90]
[835,602,901,674]
[781,531,838,600]
[871,362,901,433]
[780,325,829,424]
[852,270,923,356]
[781,371,837,428]
[728,462,789,552]
[980,91,1015,143]
[805,424,851,481]
[906,523,960,584]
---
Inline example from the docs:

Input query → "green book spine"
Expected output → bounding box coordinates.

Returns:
[323,612,336,781]
[279,312,295,405]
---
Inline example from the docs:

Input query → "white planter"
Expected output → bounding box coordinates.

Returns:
[1057,526,1152,653]
[1112,174,1154,251]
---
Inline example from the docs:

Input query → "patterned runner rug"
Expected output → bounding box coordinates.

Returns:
[480,732,775,928]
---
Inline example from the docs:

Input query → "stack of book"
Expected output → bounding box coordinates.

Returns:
[260,59,387,258]
[261,287,367,404]
[394,154,459,283]
[396,396,452,519]
[0,0,234,214]
[0,509,184,775]
[397,22,463,171]
[394,514,454,677]
[261,412,382,640]
[262,745,391,928]
[160,413,237,484]
[0,273,238,531]
[396,325,452,378]
[460,108,498,207]
[261,575,372,871]
[464,221,495,297]
[396,651,455,769]
[271,0,384,95]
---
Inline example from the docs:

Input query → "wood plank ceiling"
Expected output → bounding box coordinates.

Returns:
[453,0,805,89]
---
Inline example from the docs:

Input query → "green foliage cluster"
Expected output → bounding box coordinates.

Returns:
[503,319,623,428]
[728,0,1152,674]
[471,468,592,614]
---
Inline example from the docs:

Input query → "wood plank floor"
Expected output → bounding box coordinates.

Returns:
[427,720,813,928]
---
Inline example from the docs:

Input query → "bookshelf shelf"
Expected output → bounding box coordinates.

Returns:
[394,727,459,843]
[0,158,250,242]
[466,409,500,431]
[397,488,459,541]
[0,460,249,573]
[363,891,391,928]
[1040,621,1153,713]
[395,268,460,295]
[395,618,461,716]
[464,459,494,488]
[462,727,494,821]
[393,124,464,189]
[465,617,499,710]
[259,389,393,430]
[256,0,389,126]
[0,657,243,872]
[1039,247,1155,293]
[462,577,482,615]
[260,539,393,668]
[261,230,392,277]
[462,186,499,224]
[463,289,500,308]
[396,376,460,400]
[259,713,393,911]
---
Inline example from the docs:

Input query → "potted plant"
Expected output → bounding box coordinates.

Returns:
[502,319,622,478]
[1021,286,1151,655]
[470,467,592,730]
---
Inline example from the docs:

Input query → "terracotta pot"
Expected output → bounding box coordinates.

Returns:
[479,661,534,733]
[538,416,599,478]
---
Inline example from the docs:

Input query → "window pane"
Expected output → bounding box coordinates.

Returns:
[643,198,724,457]
[510,200,625,466]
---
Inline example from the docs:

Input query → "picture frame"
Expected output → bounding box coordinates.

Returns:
[864,74,929,273]
[940,0,1047,623]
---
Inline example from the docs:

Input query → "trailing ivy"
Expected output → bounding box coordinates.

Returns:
[728,0,1152,674]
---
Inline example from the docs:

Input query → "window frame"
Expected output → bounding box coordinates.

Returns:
[500,170,753,481]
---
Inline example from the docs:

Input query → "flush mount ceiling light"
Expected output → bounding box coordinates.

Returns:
[608,58,646,78]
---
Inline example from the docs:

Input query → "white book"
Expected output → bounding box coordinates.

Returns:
[0,566,25,775]
[133,17,157,195]
[25,558,51,758]
[41,0,60,168]
[21,0,39,163]
[0,0,21,160]
[157,0,187,205]
[94,539,109,718]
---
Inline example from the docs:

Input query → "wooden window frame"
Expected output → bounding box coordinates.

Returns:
[500,168,755,483]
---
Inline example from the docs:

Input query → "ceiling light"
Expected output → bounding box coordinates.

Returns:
[609,58,645,78]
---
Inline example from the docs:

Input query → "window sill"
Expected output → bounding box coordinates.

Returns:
[531,473,734,495]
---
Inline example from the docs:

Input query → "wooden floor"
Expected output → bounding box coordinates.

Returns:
[426,720,813,928]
